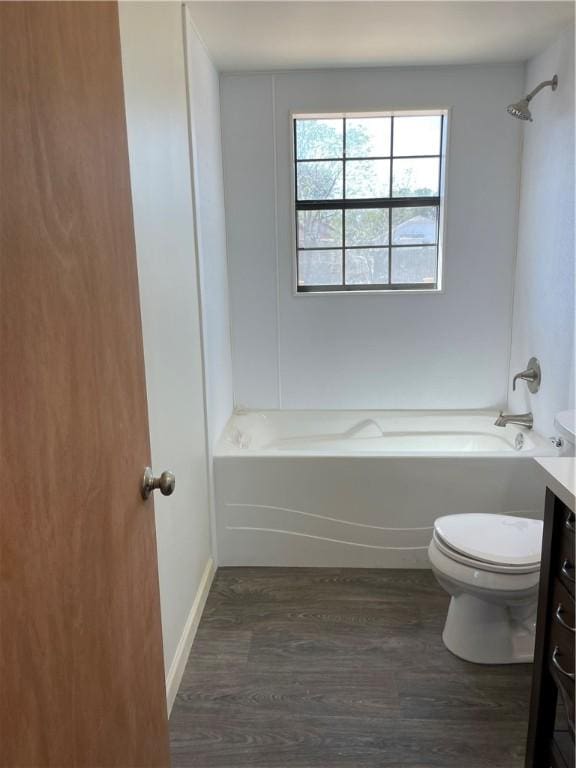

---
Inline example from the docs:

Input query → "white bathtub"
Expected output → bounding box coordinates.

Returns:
[214,410,559,567]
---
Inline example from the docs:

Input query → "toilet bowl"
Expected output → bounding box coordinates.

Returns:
[428,513,543,664]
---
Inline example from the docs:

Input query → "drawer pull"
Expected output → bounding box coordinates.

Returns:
[555,603,576,632]
[560,559,575,581]
[566,511,576,533]
[552,646,575,681]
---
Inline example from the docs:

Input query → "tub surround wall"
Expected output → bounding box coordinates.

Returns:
[185,12,235,565]
[508,27,575,436]
[221,64,524,411]
[185,13,234,445]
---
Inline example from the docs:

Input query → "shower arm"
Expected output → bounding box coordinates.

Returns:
[526,77,558,103]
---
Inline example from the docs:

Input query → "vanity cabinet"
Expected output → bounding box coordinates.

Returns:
[526,486,575,768]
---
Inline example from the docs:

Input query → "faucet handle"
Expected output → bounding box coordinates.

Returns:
[512,369,536,391]
[512,357,541,393]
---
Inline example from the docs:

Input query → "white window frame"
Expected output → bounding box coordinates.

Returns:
[290,109,449,296]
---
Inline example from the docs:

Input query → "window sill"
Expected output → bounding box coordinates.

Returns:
[293,286,445,297]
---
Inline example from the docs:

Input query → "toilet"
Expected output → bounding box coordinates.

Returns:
[428,513,543,664]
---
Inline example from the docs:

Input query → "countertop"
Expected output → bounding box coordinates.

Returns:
[534,457,576,512]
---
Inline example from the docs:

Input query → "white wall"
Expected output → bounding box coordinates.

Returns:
[221,65,525,410]
[185,11,234,444]
[508,27,575,436]
[119,2,214,709]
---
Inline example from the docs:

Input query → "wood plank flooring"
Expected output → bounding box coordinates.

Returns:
[170,569,532,767]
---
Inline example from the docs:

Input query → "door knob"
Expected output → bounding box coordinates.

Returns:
[141,467,175,500]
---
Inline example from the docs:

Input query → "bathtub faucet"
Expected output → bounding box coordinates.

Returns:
[494,411,533,430]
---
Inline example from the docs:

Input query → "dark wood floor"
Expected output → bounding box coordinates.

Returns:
[169,568,533,768]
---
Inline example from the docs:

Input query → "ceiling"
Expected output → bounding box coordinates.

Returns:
[186,1,574,71]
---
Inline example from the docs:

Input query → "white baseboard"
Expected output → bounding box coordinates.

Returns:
[165,557,215,715]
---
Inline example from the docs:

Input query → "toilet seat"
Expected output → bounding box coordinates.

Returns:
[434,513,543,570]
[428,536,540,594]
[432,530,540,574]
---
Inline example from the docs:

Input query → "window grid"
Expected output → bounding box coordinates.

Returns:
[294,114,444,293]
[388,117,393,285]
[342,118,347,284]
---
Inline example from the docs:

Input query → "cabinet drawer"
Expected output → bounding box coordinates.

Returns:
[550,578,576,641]
[548,732,575,768]
[548,617,575,709]
[557,527,575,597]
[564,508,576,537]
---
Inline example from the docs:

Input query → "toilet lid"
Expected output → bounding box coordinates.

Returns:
[434,514,543,567]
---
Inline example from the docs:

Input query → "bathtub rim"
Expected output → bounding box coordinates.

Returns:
[216,407,561,459]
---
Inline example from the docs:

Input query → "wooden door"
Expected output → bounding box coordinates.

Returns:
[0,2,170,765]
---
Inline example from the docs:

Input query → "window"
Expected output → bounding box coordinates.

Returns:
[293,112,446,293]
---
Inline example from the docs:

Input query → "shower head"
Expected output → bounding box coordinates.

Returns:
[507,98,533,121]
[507,74,558,122]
